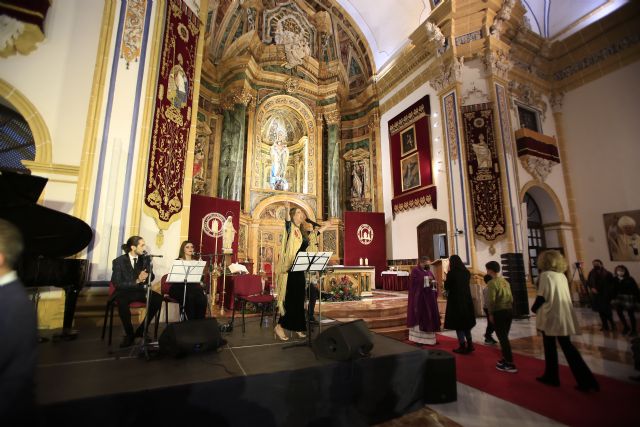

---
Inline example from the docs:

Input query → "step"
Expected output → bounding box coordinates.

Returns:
[372,325,409,341]
[318,303,407,318]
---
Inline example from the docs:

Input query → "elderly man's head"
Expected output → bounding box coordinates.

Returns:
[0,219,23,275]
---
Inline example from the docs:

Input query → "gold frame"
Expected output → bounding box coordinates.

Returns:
[399,124,417,157]
[400,151,421,193]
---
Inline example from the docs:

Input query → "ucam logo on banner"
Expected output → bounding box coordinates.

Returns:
[344,212,386,289]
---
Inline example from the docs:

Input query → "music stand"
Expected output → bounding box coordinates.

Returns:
[282,251,332,352]
[166,259,206,321]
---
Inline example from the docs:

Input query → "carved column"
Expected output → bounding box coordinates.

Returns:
[550,92,585,264]
[324,109,341,218]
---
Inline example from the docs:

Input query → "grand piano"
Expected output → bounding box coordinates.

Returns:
[0,169,93,339]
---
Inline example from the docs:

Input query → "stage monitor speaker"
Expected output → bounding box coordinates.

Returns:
[313,319,374,361]
[159,318,225,357]
[423,350,457,403]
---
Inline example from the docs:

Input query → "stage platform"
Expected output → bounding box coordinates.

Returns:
[36,317,440,426]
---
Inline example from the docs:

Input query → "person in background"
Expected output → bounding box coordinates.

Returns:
[611,264,639,336]
[482,274,498,345]
[407,256,440,346]
[587,259,615,331]
[486,261,517,373]
[444,255,476,354]
[0,219,38,425]
[168,240,208,320]
[532,250,599,392]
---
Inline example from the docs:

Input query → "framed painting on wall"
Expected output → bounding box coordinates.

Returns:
[400,125,417,157]
[400,152,421,192]
[603,209,640,262]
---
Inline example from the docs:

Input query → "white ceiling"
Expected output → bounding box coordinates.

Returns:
[520,0,627,40]
[337,0,628,72]
[336,0,432,72]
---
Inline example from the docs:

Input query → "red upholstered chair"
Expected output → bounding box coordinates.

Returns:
[101,282,160,345]
[230,275,276,333]
[263,263,273,294]
[160,274,181,324]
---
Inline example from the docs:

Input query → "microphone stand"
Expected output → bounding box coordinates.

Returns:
[139,253,163,360]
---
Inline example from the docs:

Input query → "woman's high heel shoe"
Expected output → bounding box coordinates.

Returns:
[296,331,307,338]
[274,324,289,341]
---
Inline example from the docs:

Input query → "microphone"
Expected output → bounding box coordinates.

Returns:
[142,251,163,258]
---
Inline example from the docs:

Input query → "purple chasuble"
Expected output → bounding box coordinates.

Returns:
[406,265,440,332]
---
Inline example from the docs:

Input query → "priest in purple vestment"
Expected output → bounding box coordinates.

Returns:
[407,256,441,345]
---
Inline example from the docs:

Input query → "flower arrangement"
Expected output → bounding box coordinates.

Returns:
[322,276,361,302]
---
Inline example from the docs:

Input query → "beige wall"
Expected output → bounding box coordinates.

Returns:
[0,0,103,166]
[563,61,640,279]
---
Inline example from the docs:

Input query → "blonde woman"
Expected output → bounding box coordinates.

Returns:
[274,202,309,341]
[531,250,599,392]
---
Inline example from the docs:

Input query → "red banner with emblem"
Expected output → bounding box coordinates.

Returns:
[344,212,386,288]
[188,195,240,262]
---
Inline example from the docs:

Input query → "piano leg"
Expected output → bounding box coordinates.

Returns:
[52,286,80,341]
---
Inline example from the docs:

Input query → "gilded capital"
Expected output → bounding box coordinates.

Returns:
[323,110,341,125]
[221,88,255,110]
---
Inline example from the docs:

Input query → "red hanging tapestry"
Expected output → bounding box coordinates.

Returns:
[387,95,437,216]
[144,0,200,228]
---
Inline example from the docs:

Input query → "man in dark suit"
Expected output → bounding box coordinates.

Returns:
[0,219,38,424]
[111,235,163,348]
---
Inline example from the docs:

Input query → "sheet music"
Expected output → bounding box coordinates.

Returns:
[166,259,206,283]
[289,251,332,272]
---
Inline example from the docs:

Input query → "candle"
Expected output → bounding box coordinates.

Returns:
[359,257,363,266]
[213,220,219,263]
[365,257,368,266]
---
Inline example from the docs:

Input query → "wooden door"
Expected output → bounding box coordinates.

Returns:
[417,219,447,261]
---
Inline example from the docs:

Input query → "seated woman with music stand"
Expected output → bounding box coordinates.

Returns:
[168,240,208,320]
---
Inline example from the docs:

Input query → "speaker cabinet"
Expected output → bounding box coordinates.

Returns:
[501,252,529,318]
[159,318,225,357]
[423,350,457,403]
[313,319,374,361]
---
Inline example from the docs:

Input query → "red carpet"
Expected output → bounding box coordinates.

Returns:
[414,335,639,426]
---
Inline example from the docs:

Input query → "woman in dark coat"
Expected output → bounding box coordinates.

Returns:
[444,255,476,354]
[586,259,615,331]
[611,265,639,336]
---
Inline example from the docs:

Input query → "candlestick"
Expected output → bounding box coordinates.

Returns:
[199,216,205,258]
[213,220,219,268]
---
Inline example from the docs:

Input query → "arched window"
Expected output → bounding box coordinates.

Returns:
[0,103,35,169]
[525,192,546,282]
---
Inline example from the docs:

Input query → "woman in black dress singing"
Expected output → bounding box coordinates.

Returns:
[274,201,308,341]
[168,240,208,320]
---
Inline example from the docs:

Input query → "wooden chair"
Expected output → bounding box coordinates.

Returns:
[230,275,276,333]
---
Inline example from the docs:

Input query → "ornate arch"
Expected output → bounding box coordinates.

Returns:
[519,180,566,223]
[253,94,316,193]
[252,194,316,222]
[0,79,52,163]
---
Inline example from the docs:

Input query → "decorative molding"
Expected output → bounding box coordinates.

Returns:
[456,30,482,46]
[490,0,516,37]
[520,156,557,182]
[461,84,489,106]
[283,77,299,94]
[549,91,564,114]
[425,20,446,53]
[21,160,80,176]
[323,109,341,125]
[508,80,547,121]
[552,33,640,81]
[221,87,254,110]
[121,0,147,69]
[429,56,463,93]
[482,49,513,80]
[350,197,372,212]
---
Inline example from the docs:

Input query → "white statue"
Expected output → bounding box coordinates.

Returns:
[222,216,236,254]
[472,134,492,169]
[351,164,363,198]
[269,130,290,190]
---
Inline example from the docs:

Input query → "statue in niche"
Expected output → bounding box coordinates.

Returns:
[472,134,492,169]
[274,20,310,68]
[222,216,236,254]
[351,163,363,198]
[269,130,290,191]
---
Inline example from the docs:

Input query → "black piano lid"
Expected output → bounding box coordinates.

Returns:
[0,169,93,257]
